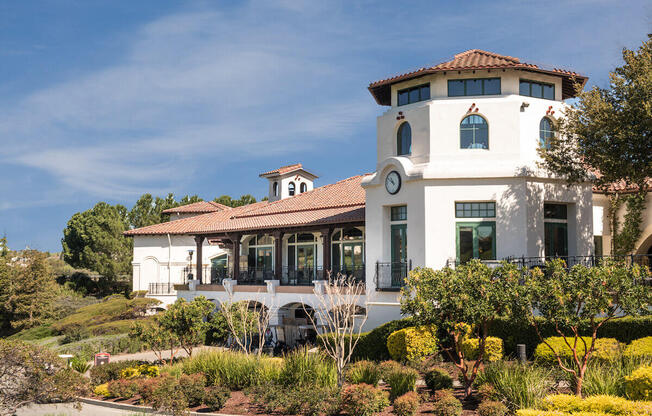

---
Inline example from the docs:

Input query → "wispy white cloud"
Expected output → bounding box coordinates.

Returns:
[0,2,379,198]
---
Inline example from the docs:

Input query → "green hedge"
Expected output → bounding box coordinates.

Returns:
[488,316,652,358]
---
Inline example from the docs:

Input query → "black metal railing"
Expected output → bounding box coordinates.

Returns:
[375,261,411,291]
[281,266,323,286]
[148,283,176,295]
[237,267,275,285]
[331,265,366,284]
[210,266,229,285]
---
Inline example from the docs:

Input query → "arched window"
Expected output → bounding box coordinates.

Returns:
[539,117,554,149]
[273,181,279,197]
[397,122,411,156]
[288,182,296,196]
[460,115,488,149]
[300,183,307,193]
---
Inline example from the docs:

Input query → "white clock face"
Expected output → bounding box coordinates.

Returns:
[385,171,401,194]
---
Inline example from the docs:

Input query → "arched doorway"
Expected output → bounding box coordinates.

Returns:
[276,302,316,348]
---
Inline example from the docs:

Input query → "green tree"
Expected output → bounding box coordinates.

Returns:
[213,194,258,208]
[129,193,203,228]
[61,202,132,281]
[0,339,88,414]
[539,35,651,254]
[0,235,9,258]
[130,320,180,364]
[158,296,215,356]
[6,250,58,329]
[519,259,650,396]
[401,260,521,397]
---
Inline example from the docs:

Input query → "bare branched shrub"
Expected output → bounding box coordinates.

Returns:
[304,273,368,387]
[219,292,274,356]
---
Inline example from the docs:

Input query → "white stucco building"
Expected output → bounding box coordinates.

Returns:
[125,50,651,344]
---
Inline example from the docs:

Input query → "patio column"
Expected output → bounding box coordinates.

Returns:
[321,227,332,278]
[230,233,241,280]
[194,235,204,284]
[273,231,284,280]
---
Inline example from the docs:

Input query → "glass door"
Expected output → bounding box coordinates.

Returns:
[296,245,315,284]
[257,247,273,282]
[342,243,364,282]
[390,224,407,287]
[210,254,228,284]
[545,222,568,257]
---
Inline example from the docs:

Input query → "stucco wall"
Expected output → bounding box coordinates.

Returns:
[592,193,652,255]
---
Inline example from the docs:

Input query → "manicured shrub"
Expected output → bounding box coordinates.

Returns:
[477,400,509,416]
[120,366,141,379]
[107,378,139,399]
[380,360,404,381]
[90,360,144,385]
[93,383,111,397]
[203,385,231,411]
[489,316,652,358]
[247,384,341,416]
[137,376,164,404]
[150,375,189,415]
[341,383,390,416]
[387,325,438,362]
[386,367,419,401]
[461,337,503,362]
[534,337,621,365]
[432,391,462,416]
[353,317,415,361]
[624,337,652,359]
[425,367,453,392]
[393,391,420,416]
[178,373,206,407]
[624,365,652,400]
[475,361,554,411]
[60,324,90,344]
[541,393,652,415]
[346,360,382,386]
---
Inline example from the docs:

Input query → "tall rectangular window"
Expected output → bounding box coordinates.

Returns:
[456,222,496,262]
[544,203,568,257]
[397,84,430,106]
[520,79,555,100]
[448,78,501,97]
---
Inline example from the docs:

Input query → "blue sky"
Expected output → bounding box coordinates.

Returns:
[0,0,650,252]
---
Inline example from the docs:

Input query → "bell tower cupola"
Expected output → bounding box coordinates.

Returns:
[259,163,318,202]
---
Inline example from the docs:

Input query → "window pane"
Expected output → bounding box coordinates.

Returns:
[391,205,407,221]
[531,83,543,98]
[343,227,363,240]
[594,236,603,257]
[466,79,482,95]
[420,85,430,101]
[484,78,501,95]
[543,84,554,100]
[448,80,465,97]
[519,81,530,96]
[460,128,474,148]
[248,248,256,268]
[456,202,495,218]
[398,90,409,106]
[544,203,567,219]
[397,122,411,155]
[298,233,314,242]
[545,222,568,257]
[459,227,474,263]
[408,88,420,103]
[475,124,488,149]
[477,225,494,260]
[331,243,340,268]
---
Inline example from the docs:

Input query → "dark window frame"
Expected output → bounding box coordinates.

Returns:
[455,202,496,218]
[539,117,554,148]
[396,122,412,156]
[397,83,430,106]
[391,205,407,221]
[288,182,296,196]
[519,79,555,100]
[460,114,489,149]
[456,221,497,262]
[299,182,307,193]
[447,77,501,97]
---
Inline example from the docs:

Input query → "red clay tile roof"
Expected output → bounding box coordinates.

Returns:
[369,49,588,105]
[162,201,230,214]
[593,178,652,194]
[259,163,318,178]
[125,175,366,236]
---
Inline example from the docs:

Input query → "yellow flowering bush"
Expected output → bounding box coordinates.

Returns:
[386,325,438,362]
[540,394,651,415]
[93,382,111,397]
[624,365,652,401]
[624,337,652,360]
[534,338,621,365]
[119,364,159,379]
[461,337,504,362]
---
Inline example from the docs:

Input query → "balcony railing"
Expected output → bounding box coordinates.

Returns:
[331,265,365,284]
[237,267,275,285]
[445,254,652,269]
[148,283,176,295]
[375,261,411,291]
